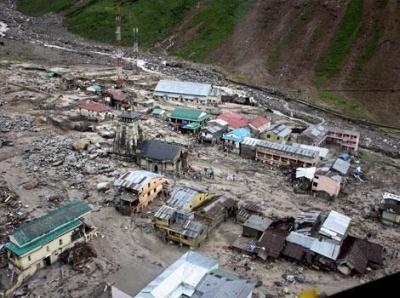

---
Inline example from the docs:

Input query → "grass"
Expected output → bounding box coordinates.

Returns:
[267,7,314,67]
[174,0,256,62]
[355,25,381,72]
[66,0,196,47]
[17,0,74,16]
[316,0,364,86]
[319,90,377,121]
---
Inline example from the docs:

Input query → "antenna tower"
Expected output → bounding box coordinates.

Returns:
[115,7,124,88]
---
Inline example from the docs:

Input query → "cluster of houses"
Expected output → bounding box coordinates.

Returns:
[231,208,384,276]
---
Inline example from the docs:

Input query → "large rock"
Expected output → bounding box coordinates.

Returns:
[97,182,111,192]
[72,139,91,152]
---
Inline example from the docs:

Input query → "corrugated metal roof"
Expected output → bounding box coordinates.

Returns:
[136,251,218,298]
[310,239,341,260]
[291,143,329,159]
[10,200,91,247]
[331,158,350,175]
[170,107,209,122]
[222,128,251,142]
[319,211,351,242]
[269,124,292,138]
[154,205,176,221]
[241,137,260,147]
[114,170,162,191]
[257,140,319,159]
[243,215,272,232]
[286,232,316,249]
[154,80,212,98]
[217,112,249,129]
[167,187,200,210]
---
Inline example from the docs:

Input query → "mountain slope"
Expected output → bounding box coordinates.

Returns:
[17,0,400,126]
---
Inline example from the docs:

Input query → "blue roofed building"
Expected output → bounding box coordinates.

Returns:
[222,128,251,150]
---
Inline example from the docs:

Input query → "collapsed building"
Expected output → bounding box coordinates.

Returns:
[0,200,95,296]
[113,170,166,215]
[379,192,400,225]
[153,188,236,248]
[199,119,228,144]
[230,210,383,276]
[297,125,360,152]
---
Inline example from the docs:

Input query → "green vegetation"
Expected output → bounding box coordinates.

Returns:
[17,0,74,16]
[355,25,381,72]
[174,0,256,62]
[267,7,314,67]
[377,0,389,9]
[320,90,376,121]
[316,0,363,85]
[66,0,196,47]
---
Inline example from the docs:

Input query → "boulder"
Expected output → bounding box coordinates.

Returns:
[72,139,91,152]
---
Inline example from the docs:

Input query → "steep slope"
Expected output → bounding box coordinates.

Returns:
[17,0,400,126]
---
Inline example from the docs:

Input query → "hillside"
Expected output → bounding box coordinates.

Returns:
[17,0,400,126]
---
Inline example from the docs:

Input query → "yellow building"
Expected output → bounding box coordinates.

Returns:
[1,200,95,297]
[166,187,215,212]
[113,170,166,215]
[260,124,291,144]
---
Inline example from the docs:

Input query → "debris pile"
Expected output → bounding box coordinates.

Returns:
[60,242,97,271]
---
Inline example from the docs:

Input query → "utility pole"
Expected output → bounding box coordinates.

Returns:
[132,27,139,74]
[115,6,123,88]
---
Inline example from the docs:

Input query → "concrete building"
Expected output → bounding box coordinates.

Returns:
[105,90,130,110]
[1,200,94,296]
[79,101,113,121]
[261,124,291,144]
[255,140,320,167]
[136,140,185,175]
[312,175,341,198]
[298,125,360,152]
[114,170,166,214]
[154,79,220,104]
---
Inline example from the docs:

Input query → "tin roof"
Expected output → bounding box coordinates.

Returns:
[107,90,128,102]
[136,251,218,298]
[257,230,286,259]
[301,125,328,143]
[319,211,351,242]
[286,232,316,249]
[268,124,292,138]
[193,269,254,298]
[222,128,251,143]
[249,117,271,129]
[291,143,329,159]
[119,111,141,121]
[217,112,249,129]
[167,187,200,210]
[154,205,176,221]
[310,239,341,260]
[170,107,209,122]
[331,158,351,175]
[9,200,91,247]
[154,80,212,98]
[114,170,162,191]
[243,215,272,232]
[256,140,319,159]
[79,101,111,113]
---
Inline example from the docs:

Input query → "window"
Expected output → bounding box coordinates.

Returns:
[28,256,31,261]
[313,182,318,187]
[59,239,63,246]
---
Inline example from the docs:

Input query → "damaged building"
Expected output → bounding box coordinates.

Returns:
[298,125,360,152]
[380,192,400,225]
[0,200,95,297]
[113,170,166,215]
[78,101,113,122]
